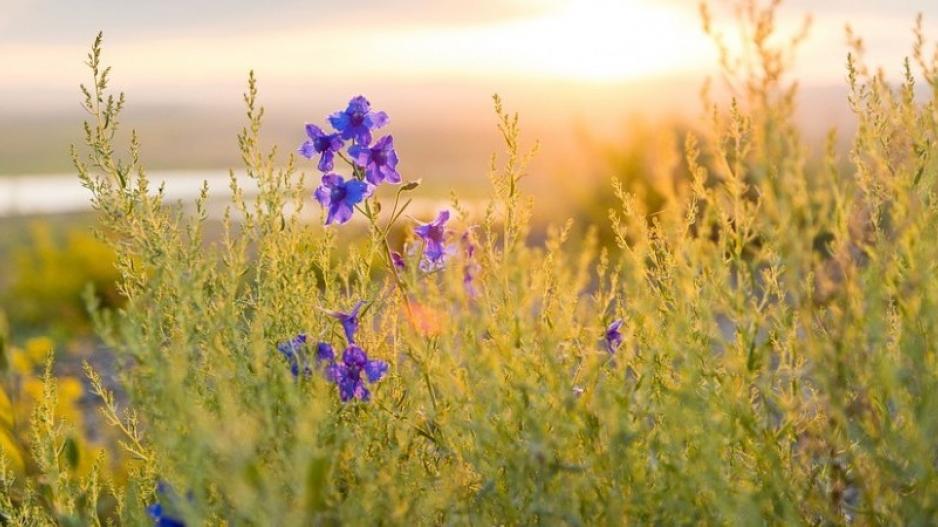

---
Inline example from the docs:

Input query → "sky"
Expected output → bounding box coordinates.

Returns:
[3,0,935,105]
[1,0,937,175]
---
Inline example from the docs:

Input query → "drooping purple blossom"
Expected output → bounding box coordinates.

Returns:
[147,503,186,527]
[461,230,480,298]
[314,174,373,225]
[298,124,345,172]
[415,210,455,271]
[391,251,406,271]
[327,301,364,344]
[348,135,401,185]
[604,319,624,354]
[328,95,389,145]
[277,333,310,378]
[323,345,389,402]
[147,482,187,527]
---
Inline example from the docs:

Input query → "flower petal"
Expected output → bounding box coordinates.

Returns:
[347,95,371,113]
[317,150,335,172]
[298,140,317,159]
[364,360,388,383]
[329,202,354,225]
[374,135,393,150]
[305,123,324,139]
[348,144,368,165]
[344,180,371,206]
[328,111,350,132]
[316,342,335,363]
[321,173,344,188]
[314,185,331,207]
[433,210,451,227]
[414,224,431,239]
[366,111,389,129]
[343,346,368,369]
[353,128,373,146]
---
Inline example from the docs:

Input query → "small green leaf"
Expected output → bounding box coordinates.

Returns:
[64,436,80,470]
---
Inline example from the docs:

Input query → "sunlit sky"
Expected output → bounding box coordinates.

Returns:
[1,0,937,175]
[3,0,935,104]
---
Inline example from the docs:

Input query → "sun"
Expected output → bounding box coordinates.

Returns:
[413,0,711,82]
[500,0,704,80]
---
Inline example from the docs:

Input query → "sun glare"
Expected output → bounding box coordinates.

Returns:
[504,0,708,80]
[398,0,711,82]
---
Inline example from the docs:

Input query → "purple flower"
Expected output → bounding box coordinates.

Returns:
[348,135,401,185]
[316,342,335,363]
[391,251,406,271]
[415,210,454,271]
[461,231,480,298]
[147,503,186,527]
[298,124,344,172]
[314,174,373,225]
[324,345,389,402]
[147,482,187,527]
[604,319,623,354]
[328,95,389,145]
[277,333,310,378]
[327,301,364,344]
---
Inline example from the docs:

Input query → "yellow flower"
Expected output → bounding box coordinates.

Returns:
[0,386,13,430]
[0,386,23,473]
[0,428,24,474]
[10,348,32,375]
[25,336,54,364]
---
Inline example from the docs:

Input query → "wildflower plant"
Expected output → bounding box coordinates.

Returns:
[415,210,454,271]
[2,1,938,524]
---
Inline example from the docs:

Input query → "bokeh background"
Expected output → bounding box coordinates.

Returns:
[1,0,936,338]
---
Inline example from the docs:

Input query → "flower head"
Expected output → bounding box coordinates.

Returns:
[604,319,624,354]
[314,174,373,225]
[391,251,406,271]
[277,333,310,378]
[348,135,401,185]
[147,482,187,527]
[461,230,480,298]
[316,342,335,363]
[147,503,186,527]
[298,124,345,172]
[415,210,455,271]
[328,95,389,145]
[323,345,388,402]
[327,301,365,344]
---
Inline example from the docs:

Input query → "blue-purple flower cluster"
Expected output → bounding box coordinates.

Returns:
[277,301,388,402]
[147,482,187,527]
[300,96,400,225]
[415,210,456,271]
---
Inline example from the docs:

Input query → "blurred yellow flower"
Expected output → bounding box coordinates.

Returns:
[22,376,84,425]
[0,428,24,474]
[0,386,24,473]
[10,348,33,375]
[25,336,54,364]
